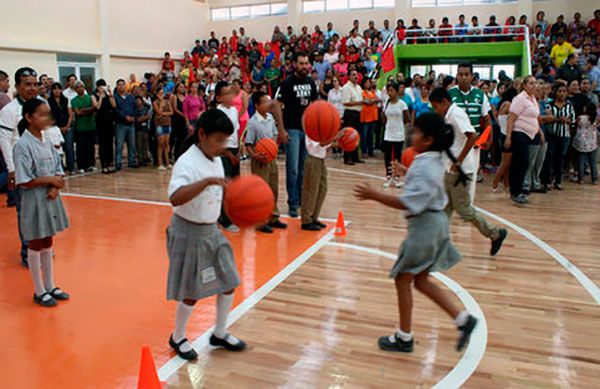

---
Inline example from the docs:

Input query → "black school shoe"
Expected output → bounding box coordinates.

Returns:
[33,292,57,307]
[49,287,70,300]
[268,219,288,229]
[378,333,414,353]
[490,229,508,256]
[209,333,246,352]
[301,223,321,231]
[169,335,198,361]
[456,315,478,351]
[313,220,327,229]
[256,225,273,234]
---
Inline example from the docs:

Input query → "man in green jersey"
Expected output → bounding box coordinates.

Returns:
[449,62,492,201]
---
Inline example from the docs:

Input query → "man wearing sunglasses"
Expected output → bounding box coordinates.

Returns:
[0,67,41,267]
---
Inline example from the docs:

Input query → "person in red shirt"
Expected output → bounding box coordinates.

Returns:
[229,29,238,51]
[180,51,192,68]
[396,19,406,43]
[588,10,600,35]
[162,52,175,72]
[438,17,453,43]
[311,25,322,43]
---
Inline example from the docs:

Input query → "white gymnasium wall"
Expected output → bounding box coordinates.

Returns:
[0,0,99,53]
[0,50,58,90]
[0,0,210,89]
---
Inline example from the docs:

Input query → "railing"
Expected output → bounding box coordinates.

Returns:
[397,25,530,44]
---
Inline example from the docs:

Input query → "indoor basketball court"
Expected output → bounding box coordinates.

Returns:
[1,161,598,388]
[1,0,600,388]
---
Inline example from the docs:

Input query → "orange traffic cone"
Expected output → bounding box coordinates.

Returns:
[335,211,347,237]
[137,345,165,389]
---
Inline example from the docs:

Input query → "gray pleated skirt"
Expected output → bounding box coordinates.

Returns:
[19,188,69,241]
[390,211,462,278]
[166,214,240,302]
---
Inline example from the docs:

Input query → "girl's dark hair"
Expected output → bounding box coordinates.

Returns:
[50,82,63,91]
[551,82,567,99]
[17,98,46,136]
[500,87,518,106]
[386,81,400,91]
[583,102,597,122]
[210,80,230,108]
[181,109,234,152]
[416,112,470,187]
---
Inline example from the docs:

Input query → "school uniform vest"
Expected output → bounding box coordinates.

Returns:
[449,87,485,134]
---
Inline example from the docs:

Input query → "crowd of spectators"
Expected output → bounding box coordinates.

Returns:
[0,10,598,198]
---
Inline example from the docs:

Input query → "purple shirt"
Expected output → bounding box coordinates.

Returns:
[183,95,205,122]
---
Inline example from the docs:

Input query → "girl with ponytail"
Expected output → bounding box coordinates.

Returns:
[354,112,478,354]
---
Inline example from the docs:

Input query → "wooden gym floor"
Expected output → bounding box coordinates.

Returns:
[0,156,599,388]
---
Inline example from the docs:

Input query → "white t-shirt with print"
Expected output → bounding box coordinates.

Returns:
[443,103,478,174]
[168,145,225,224]
[383,99,408,142]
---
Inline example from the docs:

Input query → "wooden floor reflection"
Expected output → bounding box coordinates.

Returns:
[1,157,599,388]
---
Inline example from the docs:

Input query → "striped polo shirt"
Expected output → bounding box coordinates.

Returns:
[545,101,576,138]
[448,86,490,134]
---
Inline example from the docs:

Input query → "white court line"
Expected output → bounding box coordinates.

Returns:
[328,166,600,305]
[327,242,487,389]
[475,207,600,305]
[157,227,341,381]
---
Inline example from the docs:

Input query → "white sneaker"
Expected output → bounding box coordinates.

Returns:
[77,169,85,174]
[158,165,167,171]
[383,177,393,188]
[225,224,240,233]
[394,177,403,188]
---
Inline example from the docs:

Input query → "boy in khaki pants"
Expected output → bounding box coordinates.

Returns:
[245,91,287,233]
[301,133,341,231]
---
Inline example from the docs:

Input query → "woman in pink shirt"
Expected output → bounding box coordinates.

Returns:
[230,79,249,140]
[505,75,544,205]
[182,82,206,135]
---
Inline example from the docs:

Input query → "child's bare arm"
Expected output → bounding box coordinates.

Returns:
[169,177,228,206]
[354,183,407,210]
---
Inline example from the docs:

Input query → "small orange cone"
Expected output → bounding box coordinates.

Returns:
[137,345,165,389]
[334,211,347,237]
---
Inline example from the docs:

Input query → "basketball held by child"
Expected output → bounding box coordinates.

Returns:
[255,138,278,163]
[401,147,417,169]
[338,127,360,152]
[302,100,341,143]
[224,175,275,227]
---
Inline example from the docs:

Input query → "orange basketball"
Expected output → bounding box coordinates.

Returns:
[302,100,341,143]
[224,175,275,227]
[338,127,360,152]
[255,138,278,163]
[401,147,417,169]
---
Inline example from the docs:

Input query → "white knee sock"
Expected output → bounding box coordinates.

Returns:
[173,302,195,352]
[40,248,55,292]
[28,249,49,300]
[214,294,234,339]
[455,310,469,327]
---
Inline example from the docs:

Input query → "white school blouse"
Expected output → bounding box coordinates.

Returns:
[168,145,224,224]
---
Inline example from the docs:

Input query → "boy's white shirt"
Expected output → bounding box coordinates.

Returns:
[42,125,65,155]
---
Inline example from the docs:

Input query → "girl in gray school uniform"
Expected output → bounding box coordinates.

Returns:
[166,109,246,361]
[13,99,70,307]
[354,112,478,353]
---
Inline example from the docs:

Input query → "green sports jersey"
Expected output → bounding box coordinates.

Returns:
[448,86,489,133]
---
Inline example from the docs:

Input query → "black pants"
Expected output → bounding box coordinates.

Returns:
[170,119,187,161]
[219,147,240,227]
[97,125,114,168]
[383,140,403,177]
[75,130,96,170]
[508,131,532,197]
[343,110,361,163]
